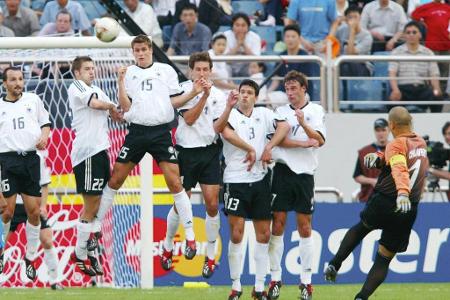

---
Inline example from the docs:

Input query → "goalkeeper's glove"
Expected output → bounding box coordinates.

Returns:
[363,152,382,169]
[396,193,411,213]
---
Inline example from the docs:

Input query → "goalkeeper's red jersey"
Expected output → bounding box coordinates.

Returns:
[374,133,428,203]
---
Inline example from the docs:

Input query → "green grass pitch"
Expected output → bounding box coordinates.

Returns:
[0,283,449,300]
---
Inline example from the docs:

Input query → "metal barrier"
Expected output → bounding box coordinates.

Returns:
[49,186,344,203]
[333,55,450,112]
[171,55,328,110]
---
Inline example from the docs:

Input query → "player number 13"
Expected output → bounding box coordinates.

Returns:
[226,197,240,211]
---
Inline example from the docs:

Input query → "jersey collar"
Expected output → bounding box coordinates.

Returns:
[136,62,154,69]
[289,101,309,111]
[3,93,23,103]
[236,107,253,118]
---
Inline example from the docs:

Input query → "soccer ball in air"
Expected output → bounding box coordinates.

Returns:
[95,17,120,43]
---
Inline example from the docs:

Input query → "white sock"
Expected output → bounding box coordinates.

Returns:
[254,242,269,292]
[75,221,92,260]
[44,248,58,284]
[173,190,194,241]
[163,206,180,251]
[25,221,40,260]
[205,213,220,260]
[299,236,314,285]
[228,241,243,292]
[269,234,284,282]
[97,185,117,221]
[92,218,102,233]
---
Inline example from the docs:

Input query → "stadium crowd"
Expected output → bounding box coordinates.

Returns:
[0,0,449,108]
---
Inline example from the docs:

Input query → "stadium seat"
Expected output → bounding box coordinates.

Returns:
[251,25,276,53]
[340,80,386,112]
[231,1,263,15]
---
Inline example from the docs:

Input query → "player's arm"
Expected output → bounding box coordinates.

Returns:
[387,140,410,196]
[170,79,204,109]
[213,90,239,133]
[117,66,132,112]
[279,137,319,148]
[261,120,290,166]
[295,109,325,146]
[222,125,256,171]
[89,94,117,111]
[36,98,51,150]
[182,80,211,125]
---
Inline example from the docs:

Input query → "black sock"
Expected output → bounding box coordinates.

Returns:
[357,252,392,299]
[329,221,371,271]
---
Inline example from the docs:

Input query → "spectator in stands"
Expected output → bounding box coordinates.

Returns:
[268,24,316,100]
[361,0,408,52]
[248,62,268,102]
[285,0,337,55]
[0,7,15,37]
[349,0,373,8]
[167,4,212,56]
[2,0,40,36]
[389,21,442,112]
[38,9,74,36]
[148,0,177,27]
[428,121,450,201]
[124,0,163,48]
[224,13,261,77]
[256,0,284,26]
[412,0,450,99]
[208,33,237,91]
[330,6,373,76]
[40,0,91,36]
[173,0,221,33]
[217,0,232,26]
[407,0,434,16]
[336,0,350,17]
[353,118,390,202]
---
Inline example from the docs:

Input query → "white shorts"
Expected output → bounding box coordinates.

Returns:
[38,150,51,187]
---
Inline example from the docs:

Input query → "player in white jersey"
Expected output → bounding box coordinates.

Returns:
[0,150,63,289]
[161,52,234,277]
[95,35,206,259]
[0,67,51,281]
[219,79,289,300]
[268,71,326,300]
[67,56,121,277]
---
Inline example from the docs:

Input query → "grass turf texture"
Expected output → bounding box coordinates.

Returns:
[0,283,449,300]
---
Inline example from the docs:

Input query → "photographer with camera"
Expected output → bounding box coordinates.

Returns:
[427,122,450,201]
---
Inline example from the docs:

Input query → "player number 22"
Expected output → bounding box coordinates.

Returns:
[227,197,240,211]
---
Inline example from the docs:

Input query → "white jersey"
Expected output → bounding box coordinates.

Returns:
[123,63,183,126]
[68,80,112,167]
[272,102,326,175]
[0,92,50,153]
[222,107,284,183]
[176,81,226,148]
